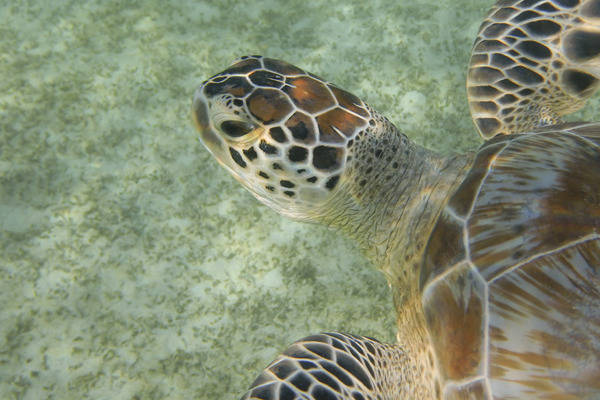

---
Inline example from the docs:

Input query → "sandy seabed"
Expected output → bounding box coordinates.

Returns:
[1,0,598,399]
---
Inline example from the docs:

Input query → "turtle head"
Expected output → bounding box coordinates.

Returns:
[192,56,375,221]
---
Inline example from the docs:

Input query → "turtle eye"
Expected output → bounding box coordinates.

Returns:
[220,120,255,138]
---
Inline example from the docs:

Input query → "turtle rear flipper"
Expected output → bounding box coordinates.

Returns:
[467,0,600,139]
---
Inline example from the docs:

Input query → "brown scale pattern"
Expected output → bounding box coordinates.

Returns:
[317,108,368,144]
[328,84,371,119]
[263,57,306,75]
[283,76,336,114]
[285,111,317,145]
[247,88,294,124]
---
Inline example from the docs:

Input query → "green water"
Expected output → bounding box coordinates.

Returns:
[1,1,598,399]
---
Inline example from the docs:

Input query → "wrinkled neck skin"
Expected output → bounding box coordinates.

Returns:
[320,117,472,287]
[315,117,473,398]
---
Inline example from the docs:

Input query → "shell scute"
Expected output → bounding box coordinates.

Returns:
[282,76,336,114]
[423,125,600,394]
[422,263,487,381]
[449,139,509,219]
[486,238,600,396]
[247,88,294,125]
[328,84,371,119]
[443,378,491,400]
[263,57,306,76]
[316,108,368,144]
[467,130,600,282]
[420,212,466,292]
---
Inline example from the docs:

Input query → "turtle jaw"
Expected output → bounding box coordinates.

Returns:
[190,94,245,201]
[191,88,267,200]
[191,90,226,168]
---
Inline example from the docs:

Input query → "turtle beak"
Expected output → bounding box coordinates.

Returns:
[191,87,228,166]
[191,87,215,149]
[191,86,208,133]
[191,85,247,182]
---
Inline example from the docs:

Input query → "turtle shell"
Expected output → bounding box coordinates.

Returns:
[420,122,600,398]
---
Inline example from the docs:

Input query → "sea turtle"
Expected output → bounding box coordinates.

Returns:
[191,0,600,398]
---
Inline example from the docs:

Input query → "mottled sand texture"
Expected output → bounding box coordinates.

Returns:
[1,0,597,399]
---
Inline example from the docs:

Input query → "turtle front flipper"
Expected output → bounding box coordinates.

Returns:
[467,0,600,139]
[240,332,438,400]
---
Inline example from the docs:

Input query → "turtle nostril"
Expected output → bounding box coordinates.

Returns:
[220,120,255,138]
